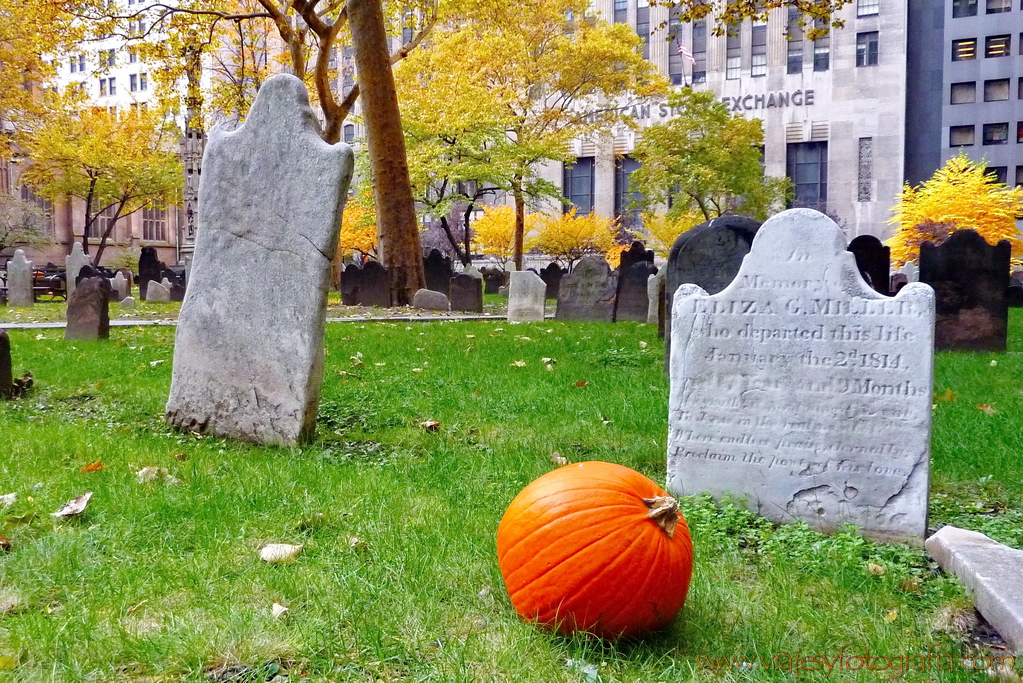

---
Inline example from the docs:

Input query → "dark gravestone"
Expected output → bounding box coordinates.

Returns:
[618,240,655,272]
[890,273,909,294]
[920,229,1010,352]
[539,263,566,300]
[340,263,362,305]
[65,276,111,340]
[0,329,12,399]
[848,235,891,296]
[138,246,161,302]
[162,269,186,302]
[1006,285,1023,308]
[450,273,483,313]
[482,267,504,294]
[76,265,100,287]
[359,261,392,307]
[555,256,617,321]
[423,249,453,296]
[615,260,658,322]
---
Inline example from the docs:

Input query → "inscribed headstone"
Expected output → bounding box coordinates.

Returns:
[358,261,391,307]
[120,296,136,309]
[507,270,546,322]
[412,288,449,311]
[65,277,112,340]
[7,250,34,308]
[0,330,12,399]
[111,272,129,301]
[65,243,92,297]
[165,74,353,446]
[424,249,453,296]
[615,260,658,322]
[555,256,616,322]
[848,235,891,296]
[667,208,935,542]
[920,230,1009,352]
[147,281,172,302]
[449,273,483,313]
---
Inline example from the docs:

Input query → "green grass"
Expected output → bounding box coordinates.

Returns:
[0,315,1020,681]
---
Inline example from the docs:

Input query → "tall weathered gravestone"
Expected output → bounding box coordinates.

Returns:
[65,277,112,340]
[555,256,617,322]
[65,243,92,298]
[340,263,362,304]
[138,246,161,302]
[667,209,935,543]
[507,270,546,322]
[647,270,665,328]
[166,74,354,446]
[920,229,1010,352]
[539,263,566,300]
[359,261,392,307]
[7,250,34,308]
[848,235,890,296]
[424,249,453,296]
[616,260,658,322]
[450,273,483,313]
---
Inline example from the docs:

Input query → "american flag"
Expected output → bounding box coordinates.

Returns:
[676,42,696,65]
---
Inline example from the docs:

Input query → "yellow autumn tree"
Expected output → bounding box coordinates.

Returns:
[887,153,1023,268]
[527,209,622,270]
[639,209,706,258]
[338,189,379,260]
[471,205,518,263]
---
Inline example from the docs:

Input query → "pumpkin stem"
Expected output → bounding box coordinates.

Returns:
[643,496,679,539]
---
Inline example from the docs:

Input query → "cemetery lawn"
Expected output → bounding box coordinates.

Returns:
[1,316,1022,682]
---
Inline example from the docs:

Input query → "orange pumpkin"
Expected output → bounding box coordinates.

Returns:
[496,460,693,639]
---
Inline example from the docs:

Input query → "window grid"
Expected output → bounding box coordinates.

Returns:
[856,31,878,66]
[857,0,879,16]
[985,79,1010,101]
[614,0,627,24]
[950,125,975,146]
[786,7,803,74]
[951,81,977,104]
[142,206,167,242]
[986,0,1011,12]
[985,34,1011,57]
[786,142,828,211]
[953,0,978,15]
[614,156,643,230]
[563,157,595,215]
[692,19,707,83]
[987,166,1007,184]
[636,4,650,60]
[751,23,767,76]
[953,38,977,60]
[1017,121,1023,143]
[1015,165,1023,188]
[725,25,741,79]
[983,122,1009,145]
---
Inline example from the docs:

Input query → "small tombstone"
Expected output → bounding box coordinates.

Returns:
[647,270,666,327]
[462,264,482,279]
[0,330,12,398]
[555,256,616,322]
[412,288,450,311]
[340,263,362,305]
[848,235,891,296]
[668,209,934,543]
[1007,285,1023,308]
[147,281,172,302]
[507,270,546,322]
[358,261,391,307]
[7,250,34,308]
[111,272,129,301]
[482,268,504,294]
[615,260,658,322]
[497,284,509,297]
[423,249,453,296]
[618,240,655,273]
[901,261,919,283]
[117,269,134,298]
[138,246,161,302]
[539,262,566,300]
[504,260,517,272]
[65,276,112,340]
[165,74,354,446]
[65,243,92,297]
[120,296,136,309]
[450,273,483,313]
[890,273,908,294]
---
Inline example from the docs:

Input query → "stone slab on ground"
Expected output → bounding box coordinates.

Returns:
[926,525,1023,653]
[165,73,353,446]
[412,288,449,311]
[667,208,935,543]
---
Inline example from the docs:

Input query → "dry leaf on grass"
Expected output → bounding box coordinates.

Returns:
[977,404,996,415]
[0,534,9,552]
[575,380,587,388]
[52,492,92,518]
[934,388,956,402]
[419,421,440,432]
[259,543,303,563]
[550,452,570,466]
[271,602,289,619]
[80,459,105,473]
[867,562,886,575]
[885,609,899,622]
[510,360,526,367]
[136,467,182,485]
[0,493,15,509]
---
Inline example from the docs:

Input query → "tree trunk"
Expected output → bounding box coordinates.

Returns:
[438,216,467,265]
[512,175,525,270]
[81,177,97,255]
[462,202,475,265]
[348,0,424,305]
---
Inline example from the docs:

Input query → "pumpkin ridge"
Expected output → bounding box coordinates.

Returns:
[592,529,668,635]
[497,502,644,560]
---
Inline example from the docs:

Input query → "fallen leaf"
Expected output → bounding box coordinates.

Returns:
[419,420,440,432]
[550,452,570,466]
[52,491,93,518]
[0,493,15,509]
[0,534,9,552]
[465,334,475,339]
[80,459,105,473]
[541,357,555,364]
[347,536,368,550]
[174,452,188,460]
[867,562,886,575]
[885,608,898,622]
[272,602,289,619]
[411,367,423,373]
[990,360,998,367]
[575,380,587,388]
[350,355,364,368]
[373,362,386,366]
[136,467,182,485]
[545,364,554,372]
[639,341,648,348]
[977,404,996,415]
[934,388,956,402]
[899,576,923,592]
[511,360,526,367]
[148,360,164,367]
[259,543,303,563]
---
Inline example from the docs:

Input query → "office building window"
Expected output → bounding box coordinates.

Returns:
[1017,121,1023,143]
[987,0,1011,12]
[813,20,830,71]
[89,205,118,239]
[786,7,803,73]
[563,157,595,215]
[129,48,137,64]
[987,166,1007,184]
[1019,77,1023,98]
[952,38,977,60]
[344,124,355,143]
[985,79,1010,101]
[950,125,975,146]
[786,142,828,210]
[614,0,627,24]
[614,156,643,230]
[751,23,767,76]
[856,32,878,66]
[636,0,650,60]
[108,77,116,95]
[142,206,167,242]
[130,74,138,92]
[19,186,54,235]
[951,81,976,103]
[1015,165,1023,187]
[668,7,685,85]
[985,34,1011,57]
[725,25,741,79]
[857,137,872,202]
[99,78,108,96]
[983,122,1009,144]
[139,73,147,91]
[100,50,116,68]
[692,19,707,83]
[953,0,978,15]
[857,0,879,15]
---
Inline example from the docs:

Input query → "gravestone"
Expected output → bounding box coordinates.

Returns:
[147,280,172,302]
[482,268,504,294]
[0,330,11,399]
[848,235,890,296]
[667,208,935,543]
[359,261,391,307]
[65,243,92,297]
[1007,285,1023,308]
[539,262,566,300]
[7,250,34,308]
[340,263,362,304]
[450,273,483,313]
[507,270,546,322]
[166,74,353,446]
[555,256,616,322]
[615,260,658,322]
[424,249,453,296]
[890,273,908,294]
[111,272,129,301]
[412,288,449,311]
[138,246,161,302]
[900,261,919,283]
[664,215,761,349]
[65,276,112,340]
[618,240,654,273]
[120,296,136,309]
[647,270,665,327]
[920,229,1009,352]
[117,269,134,298]
[462,264,482,279]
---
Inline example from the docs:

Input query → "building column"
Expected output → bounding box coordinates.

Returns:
[594,135,615,220]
